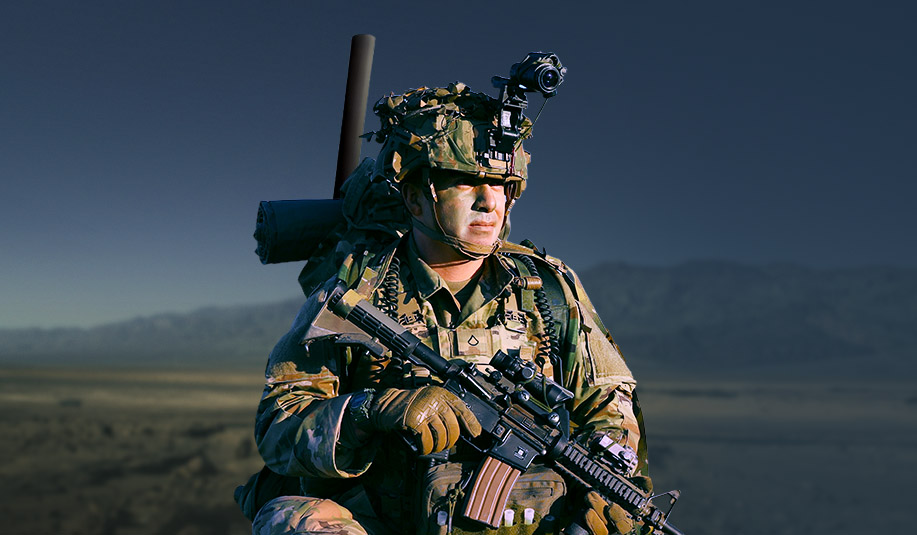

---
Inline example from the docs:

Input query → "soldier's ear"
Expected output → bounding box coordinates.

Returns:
[402,182,427,218]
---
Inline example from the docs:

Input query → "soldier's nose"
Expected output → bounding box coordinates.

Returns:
[473,184,500,212]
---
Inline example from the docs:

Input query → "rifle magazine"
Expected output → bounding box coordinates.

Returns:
[463,456,522,528]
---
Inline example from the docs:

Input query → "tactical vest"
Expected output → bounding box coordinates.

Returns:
[340,245,572,535]
[342,247,558,392]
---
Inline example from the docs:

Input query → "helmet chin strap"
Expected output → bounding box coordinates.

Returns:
[411,216,500,260]
[412,171,505,260]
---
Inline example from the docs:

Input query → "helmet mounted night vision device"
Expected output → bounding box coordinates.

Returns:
[490,52,566,155]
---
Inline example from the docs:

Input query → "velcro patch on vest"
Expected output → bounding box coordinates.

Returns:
[456,328,493,357]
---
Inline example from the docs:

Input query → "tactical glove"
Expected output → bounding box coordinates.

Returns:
[578,476,652,535]
[362,386,482,455]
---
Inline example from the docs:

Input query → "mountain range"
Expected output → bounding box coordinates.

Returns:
[2,261,914,380]
[577,261,916,379]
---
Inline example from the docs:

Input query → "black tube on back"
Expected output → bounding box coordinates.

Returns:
[334,34,375,199]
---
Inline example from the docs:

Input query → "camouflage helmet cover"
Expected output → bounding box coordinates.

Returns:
[372,82,532,199]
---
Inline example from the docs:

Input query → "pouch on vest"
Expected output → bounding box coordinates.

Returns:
[415,461,567,535]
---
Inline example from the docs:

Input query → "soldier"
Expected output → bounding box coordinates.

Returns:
[237,82,652,535]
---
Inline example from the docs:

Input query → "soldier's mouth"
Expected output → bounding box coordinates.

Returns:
[468,223,497,235]
[468,217,498,228]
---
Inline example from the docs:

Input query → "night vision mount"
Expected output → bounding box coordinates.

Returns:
[489,52,566,155]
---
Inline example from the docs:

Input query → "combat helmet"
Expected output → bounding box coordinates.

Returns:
[372,82,532,193]
[370,82,533,258]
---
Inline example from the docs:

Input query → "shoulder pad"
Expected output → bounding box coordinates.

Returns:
[347,239,401,297]
[497,240,536,256]
[499,240,567,273]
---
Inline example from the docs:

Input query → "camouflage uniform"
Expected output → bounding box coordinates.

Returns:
[242,81,648,535]
[248,235,646,535]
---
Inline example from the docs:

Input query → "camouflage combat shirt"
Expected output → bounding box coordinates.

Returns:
[253,235,647,524]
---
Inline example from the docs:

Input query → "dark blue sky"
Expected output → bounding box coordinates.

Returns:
[2,1,914,328]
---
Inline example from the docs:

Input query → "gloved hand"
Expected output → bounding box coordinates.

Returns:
[366,386,482,455]
[578,476,652,535]
[580,491,633,535]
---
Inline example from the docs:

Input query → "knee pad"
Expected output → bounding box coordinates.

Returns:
[252,496,368,535]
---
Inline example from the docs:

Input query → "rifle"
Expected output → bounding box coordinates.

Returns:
[324,281,685,535]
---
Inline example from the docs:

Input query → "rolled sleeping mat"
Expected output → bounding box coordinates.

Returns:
[254,199,345,264]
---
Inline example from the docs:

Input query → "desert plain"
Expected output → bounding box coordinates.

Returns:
[0,366,914,535]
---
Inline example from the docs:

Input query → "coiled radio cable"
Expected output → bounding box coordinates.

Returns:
[515,254,562,375]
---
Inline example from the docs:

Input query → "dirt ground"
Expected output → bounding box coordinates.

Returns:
[0,367,914,535]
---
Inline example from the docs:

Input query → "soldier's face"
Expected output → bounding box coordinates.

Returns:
[406,171,507,248]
